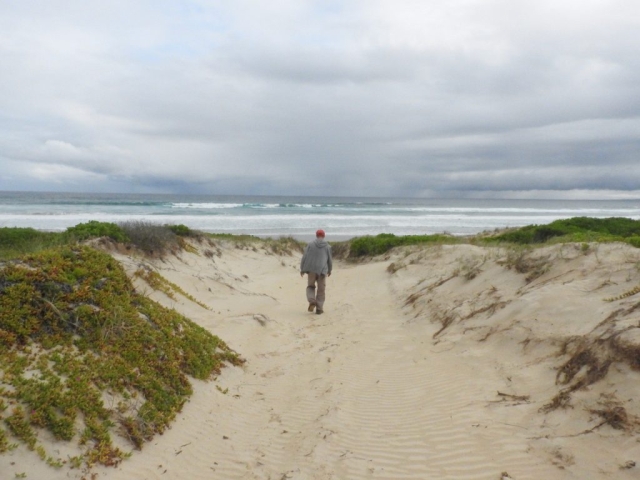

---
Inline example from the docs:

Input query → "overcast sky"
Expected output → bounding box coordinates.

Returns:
[1,1,639,198]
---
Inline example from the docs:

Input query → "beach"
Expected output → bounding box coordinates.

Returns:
[3,236,640,479]
[3,0,640,476]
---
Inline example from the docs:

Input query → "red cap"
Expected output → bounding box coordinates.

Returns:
[316,229,325,238]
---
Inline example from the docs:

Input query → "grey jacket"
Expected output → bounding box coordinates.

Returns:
[300,238,333,275]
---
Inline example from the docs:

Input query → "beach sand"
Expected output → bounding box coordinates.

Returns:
[3,239,640,479]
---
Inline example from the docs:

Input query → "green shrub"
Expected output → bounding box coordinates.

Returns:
[350,233,401,257]
[557,217,640,236]
[349,233,457,258]
[0,228,63,260]
[207,233,260,242]
[0,227,48,247]
[166,224,193,237]
[490,217,640,245]
[64,221,128,243]
[627,236,640,248]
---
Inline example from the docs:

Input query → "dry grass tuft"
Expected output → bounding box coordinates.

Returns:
[119,221,180,257]
[543,321,640,414]
[589,404,629,430]
[404,292,422,307]
[266,237,303,256]
[457,256,485,280]
[387,262,404,274]
[556,347,612,389]
[540,390,573,413]
[498,247,551,283]
[433,310,457,338]
[329,241,351,260]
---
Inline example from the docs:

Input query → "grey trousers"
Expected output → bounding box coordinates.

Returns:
[306,272,327,310]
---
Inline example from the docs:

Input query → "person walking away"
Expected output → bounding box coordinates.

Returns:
[300,229,332,314]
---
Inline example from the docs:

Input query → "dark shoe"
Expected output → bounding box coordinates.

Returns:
[316,309,324,315]
[308,303,316,312]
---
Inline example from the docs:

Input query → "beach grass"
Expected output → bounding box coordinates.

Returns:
[205,233,304,255]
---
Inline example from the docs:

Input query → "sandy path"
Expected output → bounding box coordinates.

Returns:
[97,245,563,480]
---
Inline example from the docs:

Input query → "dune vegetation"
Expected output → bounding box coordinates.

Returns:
[343,217,640,258]
[1,217,640,472]
[487,217,640,247]
[0,222,244,470]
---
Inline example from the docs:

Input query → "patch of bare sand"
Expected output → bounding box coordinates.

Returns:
[4,239,640,479]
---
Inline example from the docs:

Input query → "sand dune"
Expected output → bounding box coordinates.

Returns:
[4,239,640,479]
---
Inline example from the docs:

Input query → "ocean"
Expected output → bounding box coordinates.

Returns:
[1,191,639,241]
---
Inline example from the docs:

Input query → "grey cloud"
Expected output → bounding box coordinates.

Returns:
[230,46,423,84]
[0,1,639,197]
